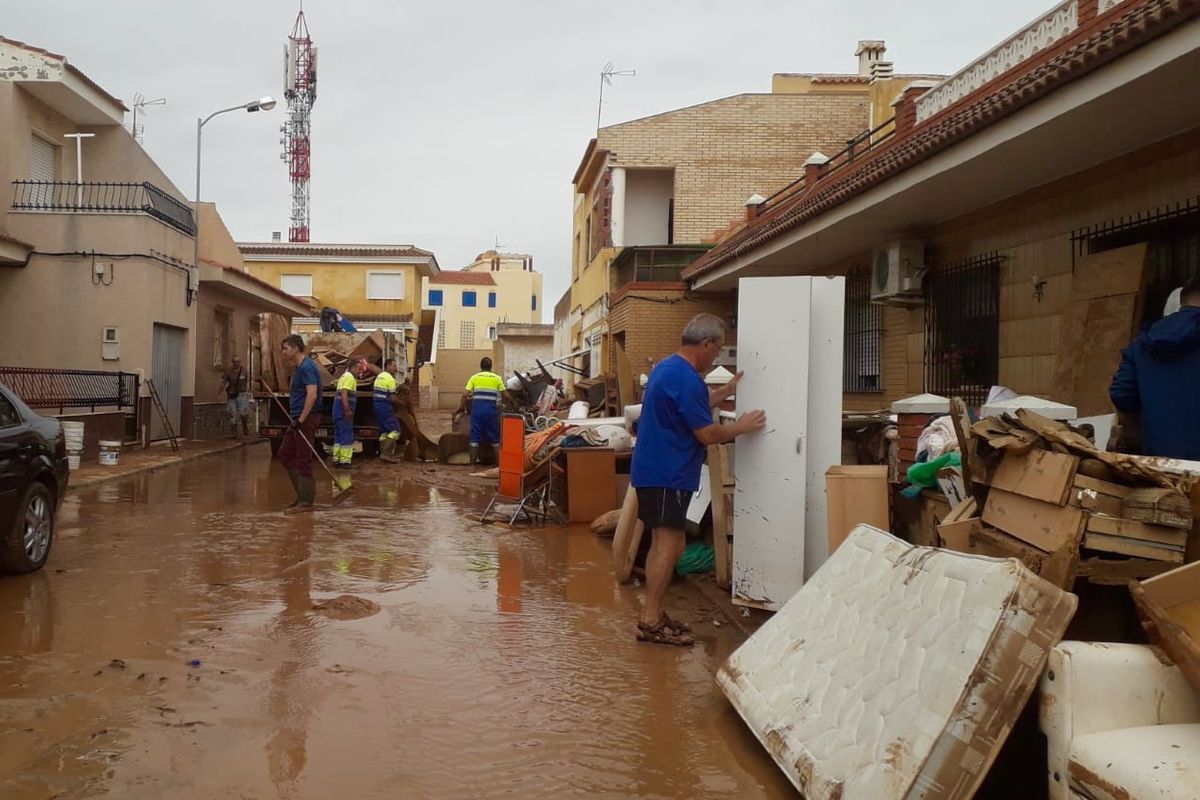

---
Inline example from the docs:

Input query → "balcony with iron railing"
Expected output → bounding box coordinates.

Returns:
[10,180,196,237]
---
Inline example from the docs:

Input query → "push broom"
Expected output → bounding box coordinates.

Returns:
[262,385,354,507]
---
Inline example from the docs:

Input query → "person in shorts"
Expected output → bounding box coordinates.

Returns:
[218,355,251,438]
[630,313,765,646]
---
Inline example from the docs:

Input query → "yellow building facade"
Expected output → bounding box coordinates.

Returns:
[239,241,440,368]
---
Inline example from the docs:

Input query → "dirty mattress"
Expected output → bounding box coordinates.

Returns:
[718,525,1076,799]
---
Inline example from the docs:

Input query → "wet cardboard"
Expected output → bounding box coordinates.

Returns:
[1131,561,1200,693]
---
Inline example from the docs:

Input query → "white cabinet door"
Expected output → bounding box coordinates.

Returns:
[732,275,845,609]
[733,277,813,610]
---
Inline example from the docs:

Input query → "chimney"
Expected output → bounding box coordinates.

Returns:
[745,193,766,221]
[856,40,887,77]
[804,152,831,184]
[271,231,282,242]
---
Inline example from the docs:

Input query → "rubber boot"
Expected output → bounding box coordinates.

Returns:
[285,468,301,509]
[242,417,251,437]
[380,438,399,464]
[469,443,479,466]
[285,475,316,514]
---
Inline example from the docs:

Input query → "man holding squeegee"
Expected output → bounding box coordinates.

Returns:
[278,334,322,513]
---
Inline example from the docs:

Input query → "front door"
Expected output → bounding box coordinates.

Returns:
[151,324,184,440]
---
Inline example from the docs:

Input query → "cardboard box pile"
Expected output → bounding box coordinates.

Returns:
[936,407,1197,589]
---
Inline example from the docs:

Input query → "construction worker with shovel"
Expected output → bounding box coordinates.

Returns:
[373,358,403,463]
[278,334,322,513]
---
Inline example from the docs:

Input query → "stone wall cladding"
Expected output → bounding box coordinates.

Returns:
[597,93,870,243]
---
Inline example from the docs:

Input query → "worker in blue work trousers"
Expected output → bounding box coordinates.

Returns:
[460,356,506,465]
[373,358,402,463]
[332,357,377,469]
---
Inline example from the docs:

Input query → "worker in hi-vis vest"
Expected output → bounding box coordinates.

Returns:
[332,357,377,469]
[461,356,505,465]
[373,358,402,463]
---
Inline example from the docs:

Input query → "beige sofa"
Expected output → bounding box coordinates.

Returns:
[1040,641,1200,799]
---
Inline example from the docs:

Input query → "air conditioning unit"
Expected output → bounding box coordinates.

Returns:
[871,240,927,305]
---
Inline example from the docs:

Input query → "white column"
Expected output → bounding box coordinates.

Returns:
[610,167,626,248]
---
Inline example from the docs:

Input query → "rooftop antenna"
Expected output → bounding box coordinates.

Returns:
[281,2,317,241]
[129,93,167,144]
[494,235,505,251]
[597,62,635,133]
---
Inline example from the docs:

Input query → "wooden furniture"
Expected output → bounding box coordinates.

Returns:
[564,448,617,523]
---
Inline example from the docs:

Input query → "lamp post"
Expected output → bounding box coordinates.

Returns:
[193,96,277,286]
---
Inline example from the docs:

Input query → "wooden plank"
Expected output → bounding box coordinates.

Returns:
[982,489,1086,553]
[970,525,1048,572]
[1069,486,1123,517]
[1085,515,1189,547]
[937,517,978,553]
[1123,487,1194,530]
[1084,533,1185,562]
[1131,571,1200,692]
[1073,474,1132,498]
[989,449,1079,506]
[707,444,733,590]
[616,350,635,411]
[1073,243,1148,300]
[1076,557,1176,580]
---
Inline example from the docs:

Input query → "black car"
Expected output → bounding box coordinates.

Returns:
[0,384,68,574]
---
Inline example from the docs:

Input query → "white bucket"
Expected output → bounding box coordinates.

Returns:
[98,440,122,466]
[62,421,85,450]
[67,454,81,470]
[568,400,590,420]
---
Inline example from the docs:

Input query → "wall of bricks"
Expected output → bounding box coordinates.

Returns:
[608,287,737,379]
[597,92,871,244]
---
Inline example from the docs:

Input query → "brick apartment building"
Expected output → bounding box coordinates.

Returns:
[562,41,943,398]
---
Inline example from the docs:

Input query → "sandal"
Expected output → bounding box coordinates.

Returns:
[661,613,692,634]
[637,619,694,647]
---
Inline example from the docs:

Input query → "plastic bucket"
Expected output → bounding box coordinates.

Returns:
[98,440,122,466]
[61,421,85,450]
[67,454,81,470]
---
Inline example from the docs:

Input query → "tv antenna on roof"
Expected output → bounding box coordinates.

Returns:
[129,93,167,144]
[597,62,635,132]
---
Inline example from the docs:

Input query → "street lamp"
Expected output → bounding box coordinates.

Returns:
[192,96,276,302]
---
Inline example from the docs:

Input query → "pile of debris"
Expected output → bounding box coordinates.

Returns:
[939,406,1196,589]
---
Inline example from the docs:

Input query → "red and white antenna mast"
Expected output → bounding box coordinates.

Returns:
[281,5,316,242]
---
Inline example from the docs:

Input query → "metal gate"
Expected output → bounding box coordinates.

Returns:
[151,324,184,441]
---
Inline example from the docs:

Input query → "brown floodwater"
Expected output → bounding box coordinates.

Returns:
[0,446,791,799]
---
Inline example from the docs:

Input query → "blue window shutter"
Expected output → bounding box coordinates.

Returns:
[531,295,538,311]
[488,292,497,308]
[428,289,443,306]
[463,291,477,307]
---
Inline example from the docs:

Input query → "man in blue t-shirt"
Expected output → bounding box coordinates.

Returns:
[630,313,765,646]
[278,334,323,513]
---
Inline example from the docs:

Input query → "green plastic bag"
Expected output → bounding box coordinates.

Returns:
[675,542,715,575]
[906,451,962,488]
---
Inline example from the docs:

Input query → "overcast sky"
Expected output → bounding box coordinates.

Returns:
[5,0,1054,318]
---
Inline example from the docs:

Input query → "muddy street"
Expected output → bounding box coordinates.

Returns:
[0,445,789,799]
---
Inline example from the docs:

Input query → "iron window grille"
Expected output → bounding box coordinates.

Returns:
[843,266,883,392]
[1072,195,1200,326]
[924,253,1001,408]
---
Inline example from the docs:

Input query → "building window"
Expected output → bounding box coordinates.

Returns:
[487,325,497,341]
[213,309,232,368]
[30,134,58,181]
[1073,196,1200,325]
[488,292,497,308]
[280,274,313,297]
[366,271,405,300]
[573,232,581,280]
[531,295,538,312]
[924,253,1001,407]
[428,289,444,307]
[437,319,446,350]
[843,266,882,392]
[462,291,477,307]
[460,321,476,349]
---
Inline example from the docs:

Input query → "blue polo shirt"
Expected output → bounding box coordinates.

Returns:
[631,354,713,492]
[290,357,321,417]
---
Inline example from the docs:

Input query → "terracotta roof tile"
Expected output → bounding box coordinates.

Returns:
[427,272,495,286]
[238,242,435,259]
[686,0,1200,281]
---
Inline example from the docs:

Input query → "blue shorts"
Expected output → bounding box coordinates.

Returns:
[375,404,401,435]
[470,405,499,446]
[333,417,355,446]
